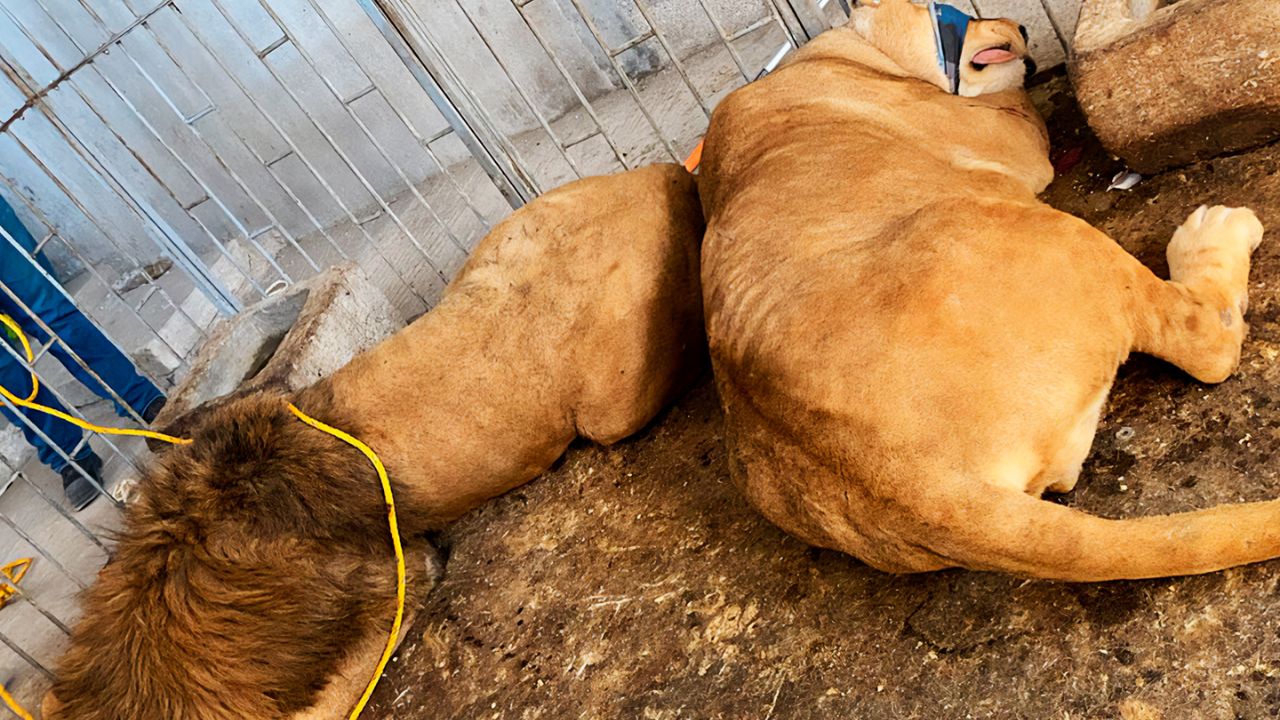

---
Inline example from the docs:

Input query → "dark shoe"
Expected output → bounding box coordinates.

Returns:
[60,453,104,512]
[141,396,167,424]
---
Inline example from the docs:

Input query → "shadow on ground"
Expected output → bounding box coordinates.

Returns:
[370,78,1280,720]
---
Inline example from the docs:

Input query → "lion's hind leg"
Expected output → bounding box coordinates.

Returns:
[1131,205,1264,383]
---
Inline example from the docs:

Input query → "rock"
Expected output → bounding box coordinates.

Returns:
[150,263,403,438]
[1070,0,1280,173]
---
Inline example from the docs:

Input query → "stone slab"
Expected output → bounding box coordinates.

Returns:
[151,263,403,434]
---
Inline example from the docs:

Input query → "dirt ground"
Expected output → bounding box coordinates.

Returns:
[367,78,1280,720]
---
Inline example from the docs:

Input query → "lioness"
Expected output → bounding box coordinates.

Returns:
[45,164,705,719]
[698,0,1270,581]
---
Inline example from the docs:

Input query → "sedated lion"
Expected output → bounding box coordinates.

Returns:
[698,0,1271,582]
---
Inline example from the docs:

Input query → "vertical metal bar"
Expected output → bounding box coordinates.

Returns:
[0,512,88,599]
[129,15,357,268]
[697,0,799,83]
[0,559,76,634]
[446,0,584,178]
[765,0,807,47]
[16,472,110,551]
[761,0,808,47]
[0,228,154,428]
[159,11,435,307]
[364,0,539,205]
[1,2,274,300]
[507,3,630,171]
[0,306,141,501]
[305,0,494,232]
[0,167,206,379]
[565,0,682,160]
[203,0,451,291]
[59,0,302,283]
[628,0,714,118]
[0,374,122,510]
[163,4,441,305]
[0,626,55,682]
[113,36,321,275]
[252,0,473,259]
[774,0,831,40]
[695,0,761,82]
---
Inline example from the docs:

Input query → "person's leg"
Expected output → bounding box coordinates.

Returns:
[0,348,103,509]
[0,352,85,473]
[0,202,163,420]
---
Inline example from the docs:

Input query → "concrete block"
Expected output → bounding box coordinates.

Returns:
[248,263,405,390]
[1071,0,1280,173]
[151,263,403,435]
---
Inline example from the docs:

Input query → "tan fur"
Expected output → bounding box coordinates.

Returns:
[46,164,705,718]
[699,0,1271,582]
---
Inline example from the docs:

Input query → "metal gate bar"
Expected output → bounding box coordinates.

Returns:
[0,173,201,386]
[396,0,810,192]
[159,0,442,306]
[0,231,159,431]
[204,0,454,293]
[13,471,108,551]
[251,0,473,263]
[134,9,405,296]
[4,0,280,300]
[507,5,632,172]
[565,0,681,161]
[0,15,243,317]
[304,1,495,238]
[250,0,473,267]
[369,0,542,204]
[628,0,716,117]
[38,0,326,294]
[453,1,589,182]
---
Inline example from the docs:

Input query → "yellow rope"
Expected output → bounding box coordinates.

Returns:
[0,315,405,719]
[0,557,31,611]
[0,314,192,446]
[287,403,405,720]
[0,683,33,720]
[0,557,34,719]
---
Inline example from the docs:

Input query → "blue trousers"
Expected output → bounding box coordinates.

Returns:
[0,196,163,472]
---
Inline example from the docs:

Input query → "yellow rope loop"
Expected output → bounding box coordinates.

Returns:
[0,314,192,446]
[0,557,34,719]
[287,404,405,720]
[0,314,38,402]
[0,557,32,611]
[0,317,405,719]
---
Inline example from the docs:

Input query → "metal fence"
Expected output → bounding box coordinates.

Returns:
[0,0,1081,712]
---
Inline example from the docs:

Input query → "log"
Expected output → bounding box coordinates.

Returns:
[1070,0,1280,173]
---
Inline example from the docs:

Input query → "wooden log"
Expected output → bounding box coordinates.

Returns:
[1070,0,1280,173]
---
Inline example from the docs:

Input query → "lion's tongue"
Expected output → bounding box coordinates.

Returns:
[972,47,1019,64]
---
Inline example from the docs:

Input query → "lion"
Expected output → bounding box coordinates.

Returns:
[697,0,1272,582]
[44,163,706,719]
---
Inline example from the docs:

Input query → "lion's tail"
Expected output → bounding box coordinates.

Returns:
[930,481,1280,581]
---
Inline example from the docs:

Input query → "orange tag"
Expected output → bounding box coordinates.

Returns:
[683,139,704,173]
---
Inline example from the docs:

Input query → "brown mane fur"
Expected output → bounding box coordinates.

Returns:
[50,387,431,719]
